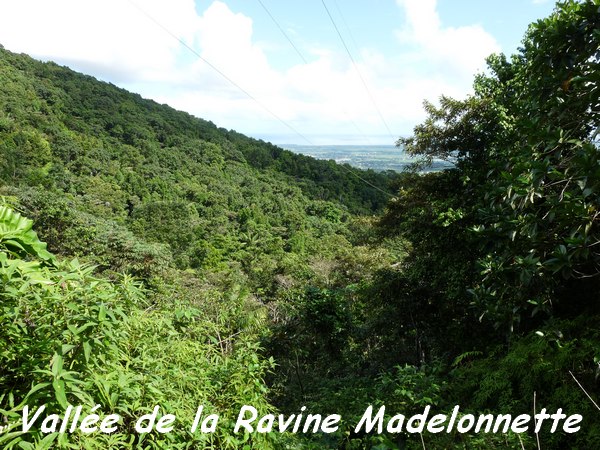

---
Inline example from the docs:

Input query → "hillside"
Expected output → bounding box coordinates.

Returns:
[0,45,401,449]
[0,45,402,286]
[0,46,396,214]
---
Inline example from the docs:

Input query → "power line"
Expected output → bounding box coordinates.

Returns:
[336,161,394,198]
[320,0,395,141]
[256,0,308,64]
[127,0,393,198]
[332,0,361,57]
[126,0,313,146]
[331,0,378,144]
[256,0,372,144]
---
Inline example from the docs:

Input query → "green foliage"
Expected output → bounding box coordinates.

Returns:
[0,203,55,264]
[469,0,600,328]
[385,0,600,330]
[372,1,600,448]
[449,317,600,448]
[397,94,508,173]
[0,44,395,295]
[0,203,282,449]
[0,187,172,281]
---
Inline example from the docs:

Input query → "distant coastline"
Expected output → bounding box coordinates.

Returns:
[281,144,453,173]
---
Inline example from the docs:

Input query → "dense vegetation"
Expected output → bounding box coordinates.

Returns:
[0,33,398,449]
[1,1,599,448]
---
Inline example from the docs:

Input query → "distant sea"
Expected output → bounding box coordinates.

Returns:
[280,144,453,173]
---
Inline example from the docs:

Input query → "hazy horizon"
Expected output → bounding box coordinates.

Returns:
[278,143,452,173]
[255,134,400,147]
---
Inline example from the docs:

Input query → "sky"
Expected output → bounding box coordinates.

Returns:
[0,0,557,145]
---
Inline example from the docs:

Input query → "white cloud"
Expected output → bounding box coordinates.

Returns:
[0,0,199,82]
[395,0,501,81]
[0,0,501,144]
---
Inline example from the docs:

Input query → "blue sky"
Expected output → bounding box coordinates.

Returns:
[0,0,556,145]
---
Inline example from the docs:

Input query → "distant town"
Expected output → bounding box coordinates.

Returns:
[282,144,454,172]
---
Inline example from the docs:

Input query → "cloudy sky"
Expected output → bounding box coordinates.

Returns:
[0,0,556,145]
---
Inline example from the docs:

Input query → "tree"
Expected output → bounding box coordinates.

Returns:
[393,0,600,333]
[471,0,600,329]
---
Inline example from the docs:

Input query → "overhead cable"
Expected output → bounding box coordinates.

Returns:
[127,0,313,145]
[320,0,395,140]
[127,0,394,198]
[256,0,308,64]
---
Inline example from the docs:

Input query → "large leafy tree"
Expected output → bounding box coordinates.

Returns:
[472,0,600,329]
[392,0,600,334]
[374,5,600,447]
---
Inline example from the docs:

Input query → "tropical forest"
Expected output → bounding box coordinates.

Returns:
[0,1,599,448]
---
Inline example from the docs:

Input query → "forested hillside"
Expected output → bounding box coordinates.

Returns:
[0,38,400,449]
[1,1,599,449]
